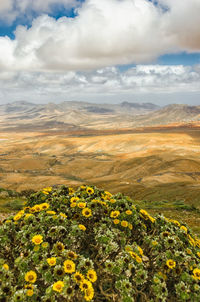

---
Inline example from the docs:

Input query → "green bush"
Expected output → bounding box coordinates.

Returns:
[0,185,200,301]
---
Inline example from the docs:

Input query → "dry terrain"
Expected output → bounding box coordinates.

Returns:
[1,127,200,201]
[1,101,200,233]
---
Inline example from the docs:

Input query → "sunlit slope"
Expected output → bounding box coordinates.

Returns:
[0,130,200,204]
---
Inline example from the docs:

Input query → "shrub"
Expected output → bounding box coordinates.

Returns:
[0,185,200,301]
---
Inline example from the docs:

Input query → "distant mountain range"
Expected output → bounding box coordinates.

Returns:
[0,101,200,131]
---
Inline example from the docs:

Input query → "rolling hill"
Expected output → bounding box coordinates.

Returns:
[1,101,200,131]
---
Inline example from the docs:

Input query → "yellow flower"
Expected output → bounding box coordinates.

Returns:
[110,211,120,218]
[158,271,167,281]
[40,203,50,210]
[5,220,12,224]
[70,202,77,208]
[153,277,159,284]
[33,246,40,252]
[137,246,143,256]
[192,268,200,280]
[14,211,24,221]
[129,252,142,263]
[73,272,84,283]
[82,208,92,218]
[29,207,36,213]
[166,259,176,269]
[78,202,86,209]
[140,209,155,223]
[121,220,128,228]
[25,271,37,283]
[129,251,137,258]
[197,252,200,258]
[125,246,132,252]
[64,260,76,273]
[68,187,75,194]
[126,210,132,215]
[80,279,92,291]
[70,197,80,203]
[60,213,67,218]
[55,242,65,253]
[25,284,33,290]
[188,235,195,247]
[26,289,34,297]
[109,199,116,203]
[24,214,33,220]
[53,281,64,292]
[67,251,78,260]
[42,191,49,195]
[3,264,9,270]
[46,211,56,215]
[79,224,86,231]
[186,248,192,255]
[149,216,155,223]
[104,191,112,197]
[33,204,42,212]
[180,225,187,233]
[42,242,49,249]
[128,223,133,230]
[100,201,107,207]
[43,187,52,192]
[113,219,120,225]
[87,269,97,283]
[91,199,98,203]
[135,255,142,263]
[152,241,158,246]
[32,235,43,245]
[84,286,94,301]
[47,257,56,266]
[86,187,94,195]
[170,219,181,227]
[139,209,149,220]
[195,239,200,248]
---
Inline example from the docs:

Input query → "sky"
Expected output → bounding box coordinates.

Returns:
[0,0,200,105]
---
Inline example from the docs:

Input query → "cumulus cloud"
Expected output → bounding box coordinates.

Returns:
[0,65,200,104]
[0,0,199,72]
[0,0,79,23]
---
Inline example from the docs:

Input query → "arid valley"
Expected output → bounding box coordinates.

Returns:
[1,118,200,233]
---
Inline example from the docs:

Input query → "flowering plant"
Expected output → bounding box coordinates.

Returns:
[0,185,200,301]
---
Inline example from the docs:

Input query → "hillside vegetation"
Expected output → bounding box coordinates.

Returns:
[0,185,200,301]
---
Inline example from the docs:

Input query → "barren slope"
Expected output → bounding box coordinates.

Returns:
[0,128,200,206]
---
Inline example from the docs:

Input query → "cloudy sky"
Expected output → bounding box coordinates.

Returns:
[0,0,200,105]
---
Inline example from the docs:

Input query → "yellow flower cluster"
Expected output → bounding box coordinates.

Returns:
[73,269,97,301]
[192,268,200,280]
[129,251,143,263]
[101,191,112,201]
[14,210,24,221]
[42,187,52,195]
[140,209,155,223]
[91,199,108,207]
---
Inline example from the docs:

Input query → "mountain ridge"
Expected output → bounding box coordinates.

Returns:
[0,101,200,131]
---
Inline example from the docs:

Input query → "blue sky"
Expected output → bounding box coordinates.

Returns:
[0,0,199,105]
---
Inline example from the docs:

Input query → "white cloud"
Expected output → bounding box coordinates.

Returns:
[159,0,200,51]
[0,65,200,104]
[0,0,78,23]
[0,0,199,72]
